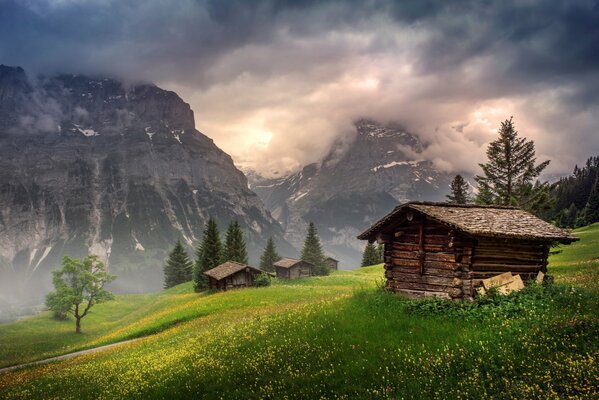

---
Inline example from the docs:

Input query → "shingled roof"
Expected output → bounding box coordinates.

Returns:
[357,202,578,243]
[204,261,262,281]
[273,258,313,269]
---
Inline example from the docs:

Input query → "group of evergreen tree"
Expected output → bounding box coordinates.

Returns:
[165,218,332,290]
[445,116,597,228]
[545,156,599,228]
[163,218,250,290]
[361,242,384,267]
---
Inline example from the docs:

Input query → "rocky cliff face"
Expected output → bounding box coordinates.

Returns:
[248,120,453,268]
[0,65,294,306]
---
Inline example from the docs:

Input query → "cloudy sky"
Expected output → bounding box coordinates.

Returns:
[1,0,599,177]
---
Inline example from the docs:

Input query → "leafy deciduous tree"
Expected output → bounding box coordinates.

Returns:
[46,255,116,333]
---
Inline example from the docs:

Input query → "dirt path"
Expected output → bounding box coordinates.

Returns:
[0,338,141,374]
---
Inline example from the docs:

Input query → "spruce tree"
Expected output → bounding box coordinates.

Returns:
[259,237,280,272]
[224,220,248,264]
[583,175,599,225]
[446,174,471,204]
[193,218,223,292]
[164,240,193,289]
[475,117,550,213]
[361,242,380,267]
[301,222,328,276]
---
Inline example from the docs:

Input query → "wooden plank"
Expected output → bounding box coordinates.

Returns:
[395,251,457,262]
[482,272,513,290]
[387,266,455,277]
[474,257,545,265]
[389,272,452,286]
[393,259,455,270]
[471,262,543,271]
[391,280,449,292]
[393,243,447,252]
[394,289,451,299]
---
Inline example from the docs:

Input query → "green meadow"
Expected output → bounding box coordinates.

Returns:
[0,225,597,399]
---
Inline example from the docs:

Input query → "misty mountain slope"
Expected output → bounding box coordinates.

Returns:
[0,65,294,301]
[248,120,453,267]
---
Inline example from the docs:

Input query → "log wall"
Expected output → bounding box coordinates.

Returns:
[469,238,549,288]
[382,218,475,300]
[381,217,551,301]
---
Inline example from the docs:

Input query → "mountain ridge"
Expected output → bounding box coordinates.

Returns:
[247,119,454,267]
[0,65,295,306]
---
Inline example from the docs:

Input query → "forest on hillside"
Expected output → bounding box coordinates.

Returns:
[545,155,599,228]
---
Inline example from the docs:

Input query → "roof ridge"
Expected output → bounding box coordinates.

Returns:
[404,201,518,210]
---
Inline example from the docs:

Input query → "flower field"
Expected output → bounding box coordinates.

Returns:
[0,225,597,399]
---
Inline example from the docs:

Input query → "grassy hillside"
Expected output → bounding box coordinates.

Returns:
[0,225,598,399]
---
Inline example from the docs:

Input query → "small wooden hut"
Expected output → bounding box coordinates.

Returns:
[324,257,339,270]
[357,202,578,300]
[204,261,264,291]
[274,258,313,279]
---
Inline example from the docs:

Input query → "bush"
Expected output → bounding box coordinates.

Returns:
[254,273,271,287]
[312,264,330,276]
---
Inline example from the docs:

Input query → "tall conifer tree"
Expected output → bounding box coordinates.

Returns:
[446,174,471,204]
[164,240,193,289]
[224,220,248,264]
[193,218,223,292]
[361,242,379,267]
[475,117,550,213]
[301,222,328,276]
[259,237,280,272]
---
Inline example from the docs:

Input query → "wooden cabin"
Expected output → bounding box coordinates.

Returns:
[357,202,578,301]
[274,258,313,279]
[204,261,265,291]
[324,257,339,270]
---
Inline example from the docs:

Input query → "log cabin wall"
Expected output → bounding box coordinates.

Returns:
[383,216,475,300]
[385,216,473,299]
[470,238,550,288]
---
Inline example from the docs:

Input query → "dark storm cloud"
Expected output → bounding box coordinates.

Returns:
[1,0,598,175]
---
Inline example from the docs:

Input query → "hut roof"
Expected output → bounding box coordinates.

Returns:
[325,256,338,262]
[357,202,578,243]
[204,261,261,281]
[274,258,313,269]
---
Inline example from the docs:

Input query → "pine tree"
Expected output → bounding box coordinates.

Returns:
[193,218,223,292]
[583,175,599,225]
[475,117,550,213]
[361,242,380,267]
[164,240,193,289]
[301,222,328,276]
[224,220,248,264]
[259,237,280,272]
[446,174,471,204]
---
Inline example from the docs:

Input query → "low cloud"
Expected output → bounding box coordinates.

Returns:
[1,0,598,176]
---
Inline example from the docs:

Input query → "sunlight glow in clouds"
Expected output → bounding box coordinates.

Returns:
[1,0,598,177]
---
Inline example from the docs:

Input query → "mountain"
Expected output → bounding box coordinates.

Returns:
[248,119,454,268]
[0,65,294,307]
